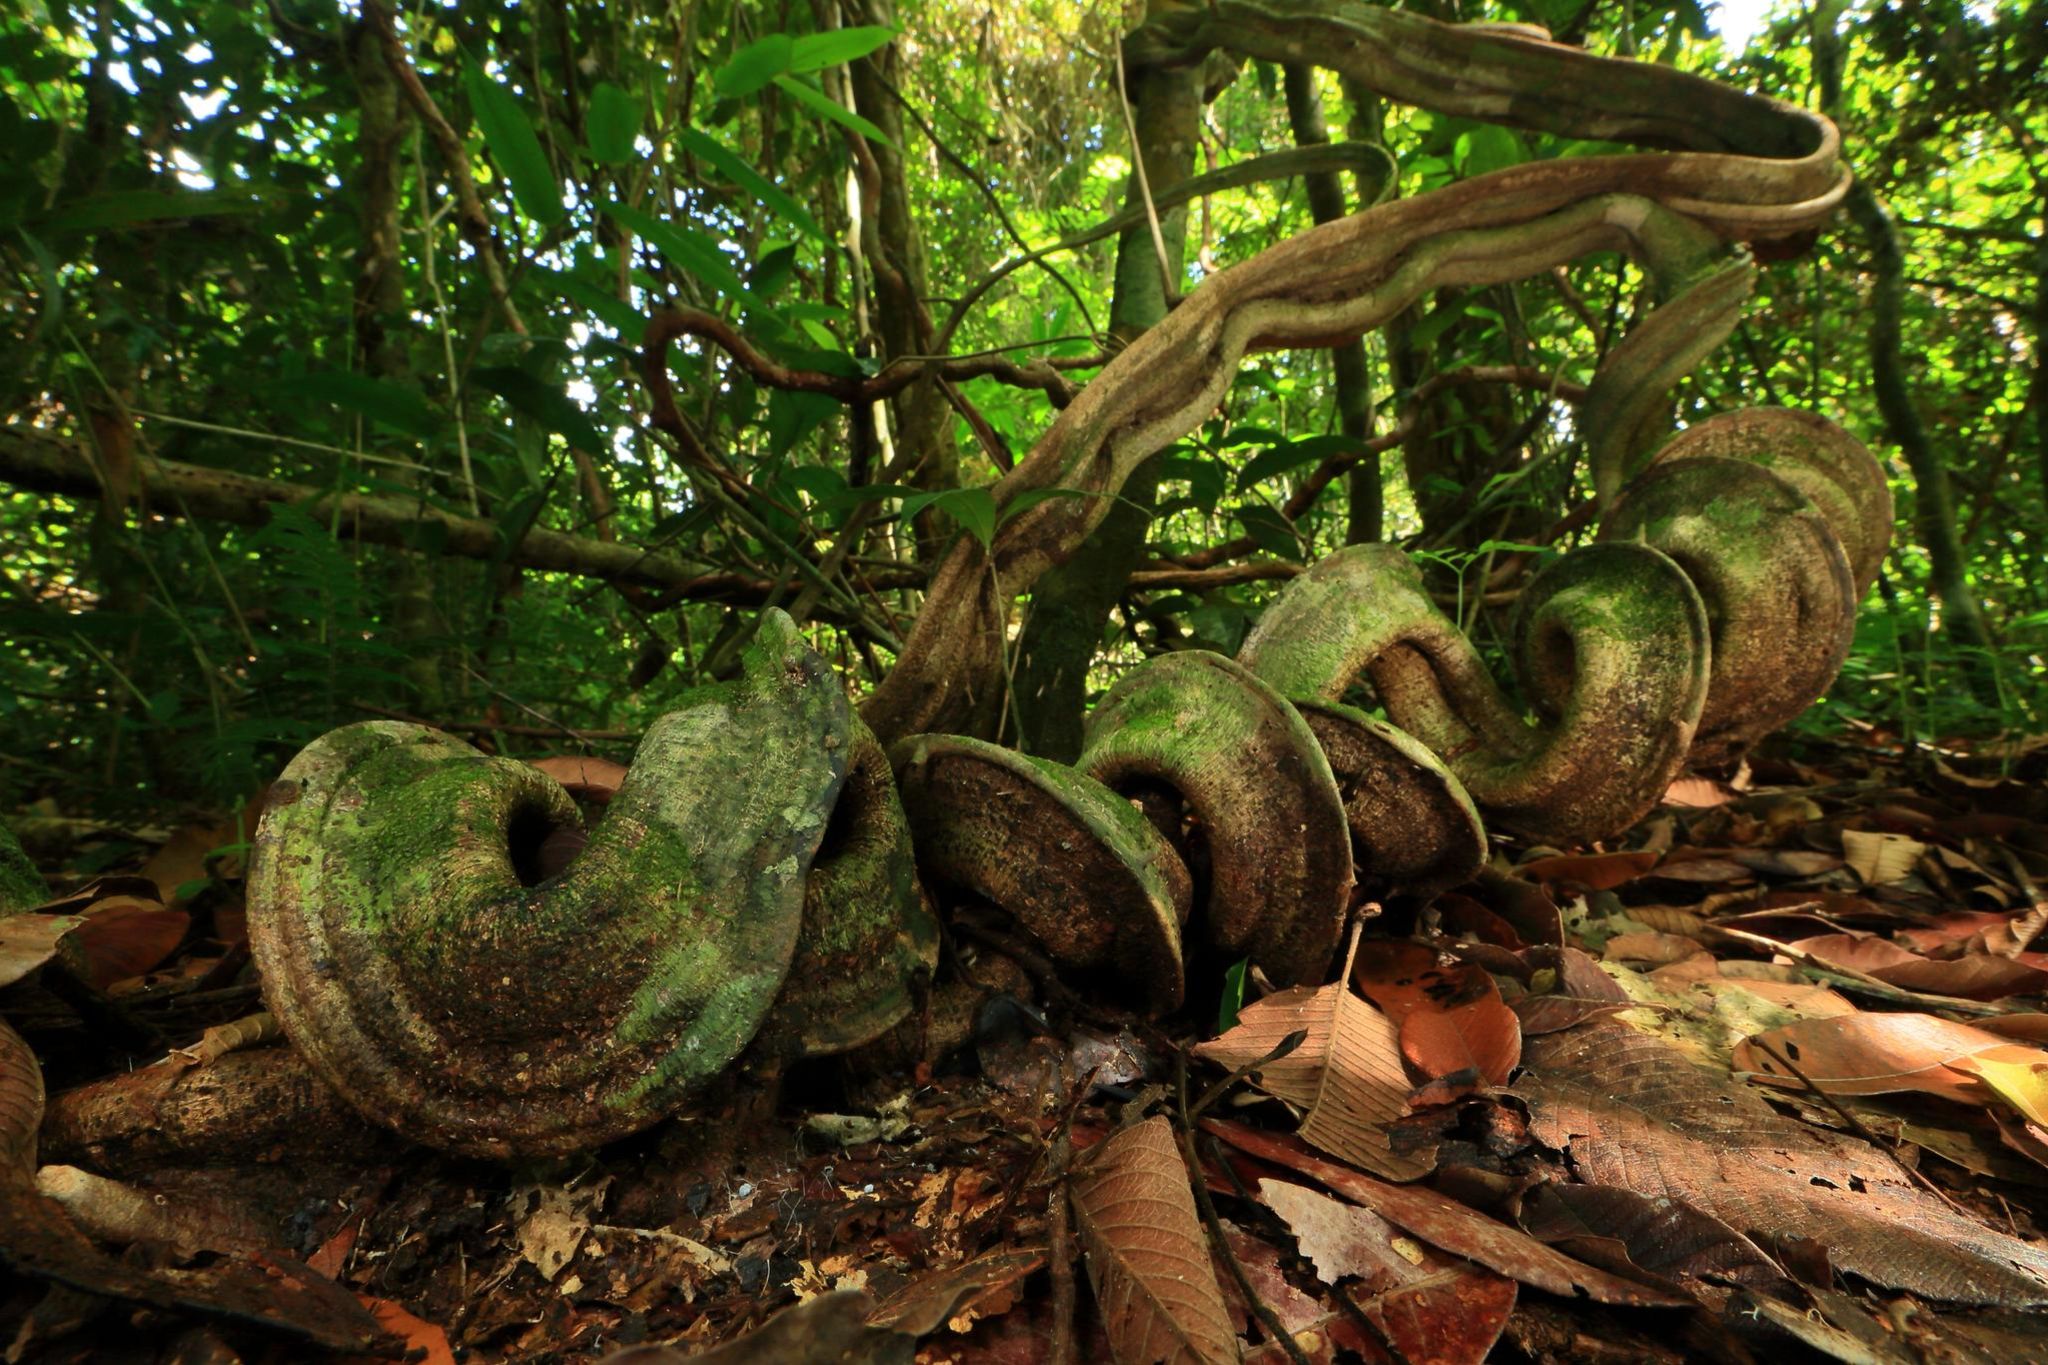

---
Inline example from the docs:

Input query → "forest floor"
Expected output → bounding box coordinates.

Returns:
[5,728,2048,1364]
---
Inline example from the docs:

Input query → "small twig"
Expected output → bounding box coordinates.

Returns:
[1706,922,2019,1017]
[1047,1128,1078,1365]
[1176,1051,1312,1365]
[1112,39,1177,313]
[1187,1029,1308,1122]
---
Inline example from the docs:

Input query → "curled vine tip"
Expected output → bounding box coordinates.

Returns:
[247,608,850,1158]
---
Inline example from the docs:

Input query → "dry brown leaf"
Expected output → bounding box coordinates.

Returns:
[1258,1178,1431,1288]
[865,1246,1046,1336]
[1256,1179,1515,1365]
[0,913,83,989]
[1193,979,1433,1180]
[1663,776,1735,809]
[1204,1119,1687,1307]
[1736,1012,2048,1125]
[1520,1020,2048,1306]
[1,1018,41,1178]
[1841,829,1927,885]
[1785,933,2048,1001]
[1069,1116,1239,1365]
[1517,850,1660,891]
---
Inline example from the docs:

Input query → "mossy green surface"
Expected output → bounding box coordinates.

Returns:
[247,608,850,1158]
[0,824,44,916]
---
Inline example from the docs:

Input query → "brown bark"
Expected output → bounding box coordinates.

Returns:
[857,6,1845,746]
[0,426,918,610]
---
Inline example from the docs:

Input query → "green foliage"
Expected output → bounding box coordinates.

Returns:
[0,0,2042,820]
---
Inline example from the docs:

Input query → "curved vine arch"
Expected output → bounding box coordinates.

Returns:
[859,5,1847,745]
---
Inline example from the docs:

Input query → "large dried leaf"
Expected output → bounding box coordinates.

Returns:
[600,1290,912,1364]
[0,1018,40,1178]
[1840,829,1926,885]
[1069,1116,1238,1365]
[1784,933,2048,1001]
[1203,1118,1688,1307]
[1518,1020,2048,1306]
[1515,1183,1782,1291]
[0,912,82,989]
[1735,1012,2048,1126]
[1258,1179,1514,1365]
[67,894,189,988]
[1194,981,1431,1180]
[1350,941,1521,1086]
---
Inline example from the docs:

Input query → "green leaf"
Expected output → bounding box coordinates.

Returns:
[715,33,794,98]
[772,74,894,148]
[541,269,644,337]
[1159,452,1226,516]
[601,202,756,305]
[1231,503,1300,558]
[295,371,440,439]
[787,25,895,72]
[1455,125,1524,178]
[1406,292,1477,350]
[585,81,642,165]
[765,388,839,460]
[997,486,1096,527]
[676,128,824,240]
[1218,957,1250,1033]
[1235,434,1356,492]
[32,188,275,234]
[471,366,608,455]
[899,487,996,550]
[463,58,564,228]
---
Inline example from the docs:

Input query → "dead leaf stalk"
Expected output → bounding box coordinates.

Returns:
[1176,1052,1312,1365]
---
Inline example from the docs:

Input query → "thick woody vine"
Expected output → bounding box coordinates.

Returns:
[25,9,1893,1164]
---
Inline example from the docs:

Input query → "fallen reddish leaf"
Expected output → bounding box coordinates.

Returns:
[1350,941,1520,1086]
[1202,1118,1690,1307]
[1663,776,1735,809]
[1516,1183,1782,1291]
[528,754,628,802]
[1069,1116,1238,1365]
[66,895,189,989]
[1784,933,2048,1001]
[353,1298,454,1365]
[1517,850,1659,892]
[1601,931,1706,967]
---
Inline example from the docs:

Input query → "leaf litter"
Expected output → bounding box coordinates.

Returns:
[5,742,2048,1359]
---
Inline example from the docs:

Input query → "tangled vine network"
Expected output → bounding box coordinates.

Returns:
[212,8,1893,1158]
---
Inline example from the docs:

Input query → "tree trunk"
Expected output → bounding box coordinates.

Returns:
[1283,65,1380,546]
[1813,0,1995,662]
[1006,30,1203,760]
[347,18,445,709]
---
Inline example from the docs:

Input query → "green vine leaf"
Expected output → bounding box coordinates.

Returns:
[462,58,564,229]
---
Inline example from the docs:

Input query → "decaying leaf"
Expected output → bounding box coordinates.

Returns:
[1193,980,1433,1180]
[1069,1116,1239,1365]
[1350,940,1521,1086]
[1519,1020,2048,1306]
[1840,829,1927,886]
[1257,1179,1515,1364]
[1736,1011,2048,1128]
[866,1245,1046,1336]
[1515,1183,1783,1291]
[65,893,189,988]
[1203,1119,1689,1307]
